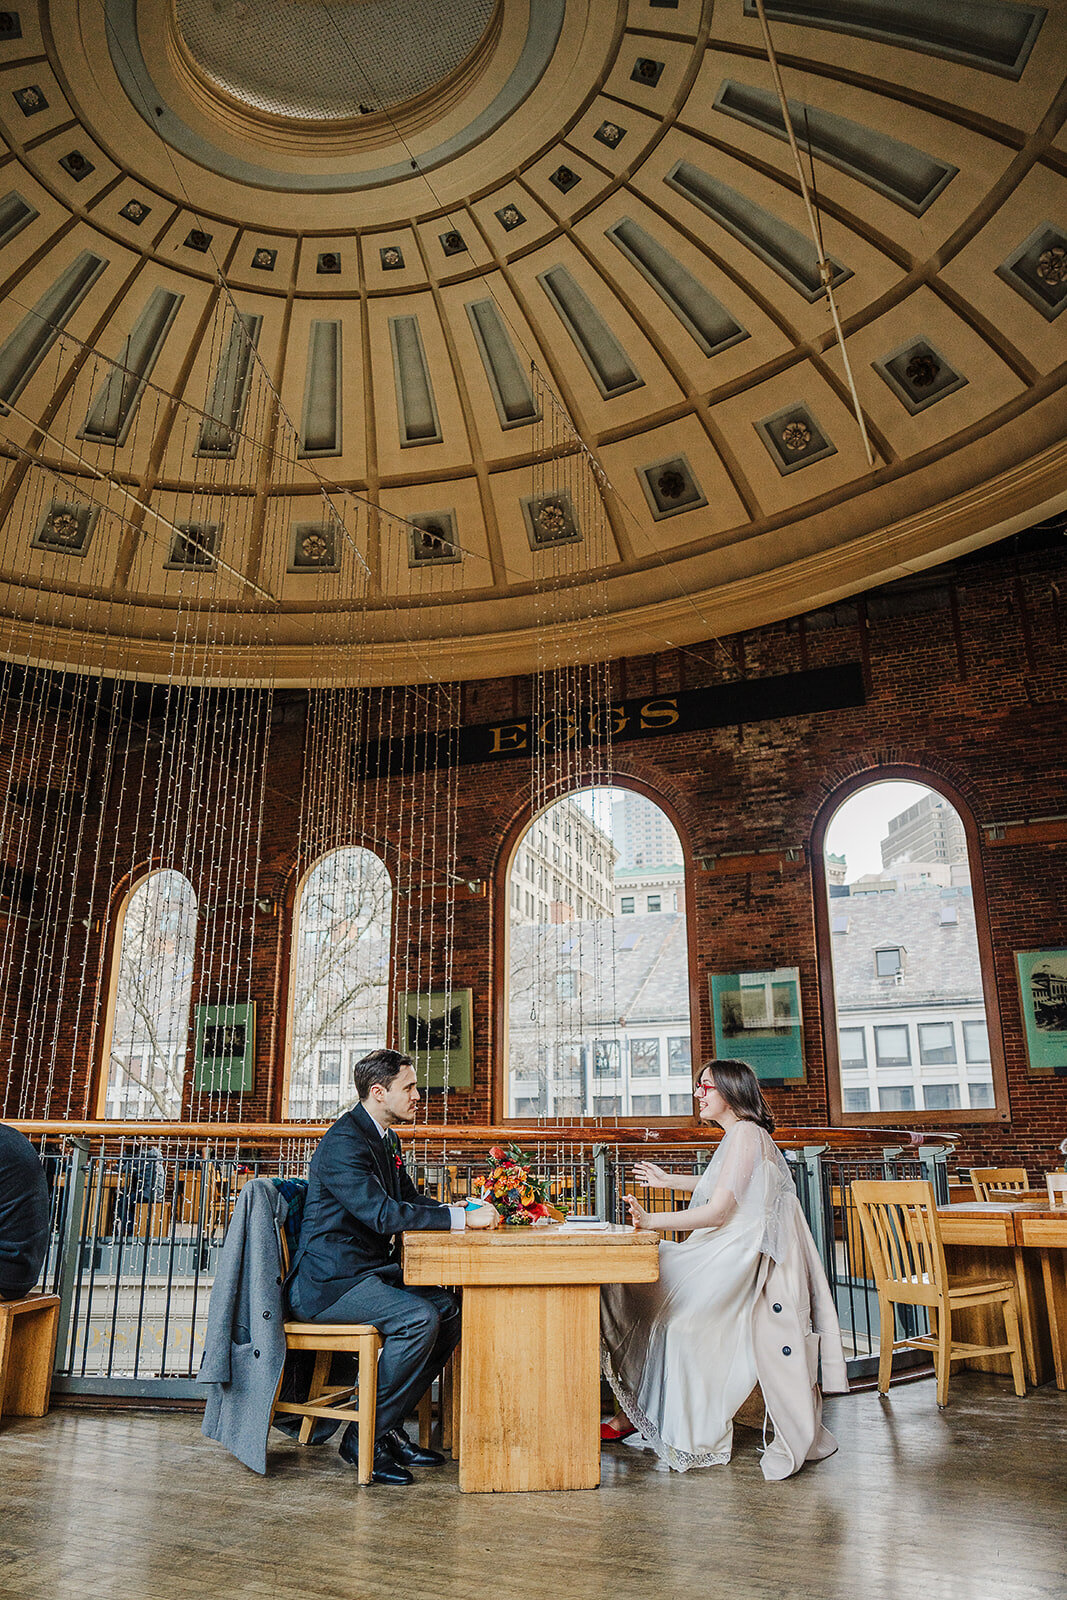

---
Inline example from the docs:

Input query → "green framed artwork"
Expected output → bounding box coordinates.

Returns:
[1015,950,1067,1075]
[193,1002,256,1092]
[708,968,805,1084]
[400,988,472,1090]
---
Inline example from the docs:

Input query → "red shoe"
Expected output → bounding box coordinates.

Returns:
[600,1422,637,1442]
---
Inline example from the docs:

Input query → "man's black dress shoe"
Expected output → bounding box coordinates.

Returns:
[338,1424,414,1485]
[383,1428,446,1468]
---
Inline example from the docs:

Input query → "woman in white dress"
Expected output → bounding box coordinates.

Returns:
[600,1059,843,1475]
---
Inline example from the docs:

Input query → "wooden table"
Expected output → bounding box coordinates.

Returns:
[938,1199,1067,1388]
[403,1225,659,1492]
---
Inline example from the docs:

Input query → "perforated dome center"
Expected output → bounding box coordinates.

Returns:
[172,0,495,120]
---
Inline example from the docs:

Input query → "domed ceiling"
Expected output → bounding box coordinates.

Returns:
[0,0,1065,683]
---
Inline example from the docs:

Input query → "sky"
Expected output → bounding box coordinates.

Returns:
[571,780,938,885]
[824,781,934,883]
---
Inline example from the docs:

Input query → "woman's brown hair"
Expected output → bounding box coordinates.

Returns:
[700,1058,775,1134]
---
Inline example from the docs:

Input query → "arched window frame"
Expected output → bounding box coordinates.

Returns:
[280,843,395,1122]
[811,766,1009,1127]
[493,775,700,1126]
[95,865,198,1120]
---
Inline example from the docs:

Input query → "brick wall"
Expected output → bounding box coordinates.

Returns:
[2,534,1065,1174]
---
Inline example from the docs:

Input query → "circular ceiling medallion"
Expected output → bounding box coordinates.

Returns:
[103,0,564,190]
[172,0,495,121]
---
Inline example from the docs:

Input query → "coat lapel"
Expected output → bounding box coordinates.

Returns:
[352,1103,396,1195]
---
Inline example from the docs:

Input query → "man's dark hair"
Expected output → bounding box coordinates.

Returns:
[353,1048,413,1102]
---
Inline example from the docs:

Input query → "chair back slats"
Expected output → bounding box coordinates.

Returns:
[849,1176,1027,1406]
[851,1179,947,1305]
[970,1166,1028,1202]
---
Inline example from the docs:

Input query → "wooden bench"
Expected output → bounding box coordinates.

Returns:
[0,1293,61,1422]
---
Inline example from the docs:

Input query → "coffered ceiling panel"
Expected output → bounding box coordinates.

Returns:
[0,0,1064,683]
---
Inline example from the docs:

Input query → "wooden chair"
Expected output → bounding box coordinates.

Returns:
[968,1167,1042,1383]
[0,1293,61,1424]
[265,1180,432,1484]
[971,1166,1029,1201]
[851,1179,1027,1407]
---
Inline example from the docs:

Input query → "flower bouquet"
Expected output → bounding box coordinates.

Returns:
[472,1143,566,1226]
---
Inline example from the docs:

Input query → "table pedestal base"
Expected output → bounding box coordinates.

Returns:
[458,1283,600,1492]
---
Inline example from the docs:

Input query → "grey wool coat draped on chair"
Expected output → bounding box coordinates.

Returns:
[198,1178,288,1474]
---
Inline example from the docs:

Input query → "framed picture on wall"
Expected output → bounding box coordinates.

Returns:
[708,967,805,1084]
[1015,950,1067,1075]
[399,988,473,1090]
[193,1002,256,1092]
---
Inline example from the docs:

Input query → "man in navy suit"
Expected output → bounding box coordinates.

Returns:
[288,1048,499,1484]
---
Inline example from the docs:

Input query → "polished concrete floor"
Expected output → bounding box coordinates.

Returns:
[1,1378,1064,1600]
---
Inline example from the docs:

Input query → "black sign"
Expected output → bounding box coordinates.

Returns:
[356,663,864,775]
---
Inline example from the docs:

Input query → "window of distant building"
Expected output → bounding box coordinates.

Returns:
[963,1020,990,1062]
[839,1028,867,1068]
[815,772,1005,1125]
[874,1025,911,1067]
[668,1036,691,1075]
[502,785,692,1120]
[918,1022,956,1065]
[630,1038,661,1076]
[102,869,196,1119]
[286,847,392,1120]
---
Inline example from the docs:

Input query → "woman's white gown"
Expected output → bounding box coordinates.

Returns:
[600,1120,797,1472]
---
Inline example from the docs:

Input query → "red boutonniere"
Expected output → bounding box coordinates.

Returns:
[394,1151,402,1171]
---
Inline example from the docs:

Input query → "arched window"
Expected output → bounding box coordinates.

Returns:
[817,775,1004,1122]
[503,786,693,1121]
[287,847,393,1120]
[104,869,197,1119]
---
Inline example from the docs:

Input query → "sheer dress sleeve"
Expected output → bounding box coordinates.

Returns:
[692,1121,796,1260]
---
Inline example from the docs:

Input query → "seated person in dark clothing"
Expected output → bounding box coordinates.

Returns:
[287,1048,499,1484]
[113,1143,166,1240]
[0,1123,51,1302]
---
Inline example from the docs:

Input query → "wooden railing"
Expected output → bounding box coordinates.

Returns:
[12,1118,960,1150]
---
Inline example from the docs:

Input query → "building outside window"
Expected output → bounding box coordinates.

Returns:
[104,869,196,1119]
[821,779,997,1119]
[287,846,392,1119]
[506,787,690,1119]
[647,894,661,913]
